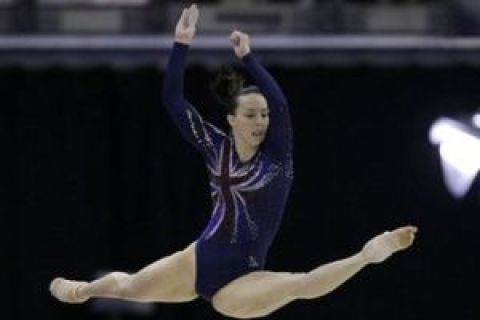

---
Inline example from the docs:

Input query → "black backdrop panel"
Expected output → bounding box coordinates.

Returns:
[1,65,479,320]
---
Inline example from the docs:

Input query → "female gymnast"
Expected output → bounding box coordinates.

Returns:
[50,4,417,319]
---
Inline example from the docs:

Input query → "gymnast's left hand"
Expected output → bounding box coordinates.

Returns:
[230,30,251,59]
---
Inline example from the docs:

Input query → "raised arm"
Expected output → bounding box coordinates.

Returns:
[230,31,292,162]
[163,4,225,157]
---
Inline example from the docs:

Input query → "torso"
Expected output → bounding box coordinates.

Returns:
[195,136,293,300]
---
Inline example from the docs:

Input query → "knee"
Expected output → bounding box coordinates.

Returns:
[213,302,262,319]
[212,272,306,319]
[212,293,251,319]
[288,272,308,298]
[213,301,282,319]
[109,272,134,297]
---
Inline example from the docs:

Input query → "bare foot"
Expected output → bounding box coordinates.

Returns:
[49,277,89,304]
[361,226,418,264]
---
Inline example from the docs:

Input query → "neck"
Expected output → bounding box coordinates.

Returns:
[231,132,258,162]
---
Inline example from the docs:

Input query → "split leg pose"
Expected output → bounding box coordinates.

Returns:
[50,4,417,319]
[51,228,416,318]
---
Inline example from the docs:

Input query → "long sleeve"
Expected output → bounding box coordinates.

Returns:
[242,53,293,164]
[162,42,225,161]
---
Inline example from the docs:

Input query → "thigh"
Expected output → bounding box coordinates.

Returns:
[129,242,198,302]
[212,271,304,318]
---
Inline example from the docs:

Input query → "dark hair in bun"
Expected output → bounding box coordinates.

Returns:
[211,65,260,114]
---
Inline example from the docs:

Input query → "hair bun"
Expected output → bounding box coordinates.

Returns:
[211,66,245,109]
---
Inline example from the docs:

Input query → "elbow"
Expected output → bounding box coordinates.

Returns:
[162,83,184,108]
[268,94,288,111]
[277,100,289,113]
[278,95,288,108]
[162,93,187,116]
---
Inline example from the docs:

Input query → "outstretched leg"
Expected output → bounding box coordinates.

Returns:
[50,242,198,304]
[212,226,417,319]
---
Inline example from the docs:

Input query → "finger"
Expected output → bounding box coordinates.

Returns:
[183,8,191,28]
[178,8,186,22]
[188,4,199,26]
[399,225,417,233]
[230,30,241,39]
[405,226,418,236]
[189,3,198,16]
[230,32,240,45]
[178,8,187,27]
[235,31,247,41]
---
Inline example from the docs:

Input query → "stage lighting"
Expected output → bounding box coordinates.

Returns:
[429,117,480,198]
[472,113,480,128]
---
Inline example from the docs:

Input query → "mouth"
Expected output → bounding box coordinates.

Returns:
[252,130,266,139]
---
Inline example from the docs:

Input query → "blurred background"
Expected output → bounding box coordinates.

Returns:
[2,0,480,319]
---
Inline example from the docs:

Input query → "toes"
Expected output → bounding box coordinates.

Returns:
[390,226,417,249]
[398,227,418,248]
[49,277,62,293]
[405,226,418,235]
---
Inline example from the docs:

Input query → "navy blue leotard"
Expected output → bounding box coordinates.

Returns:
[163,42,293,301]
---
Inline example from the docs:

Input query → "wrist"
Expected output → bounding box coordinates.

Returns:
[240,51,252,61]
[175,35,193,45]
[241,48,251,58]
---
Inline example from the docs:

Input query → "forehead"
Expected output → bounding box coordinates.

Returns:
[237,93,268,111]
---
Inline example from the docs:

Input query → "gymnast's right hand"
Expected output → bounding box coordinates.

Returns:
[175,3,199,45]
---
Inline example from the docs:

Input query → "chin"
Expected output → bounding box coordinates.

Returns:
[252,139,265,147]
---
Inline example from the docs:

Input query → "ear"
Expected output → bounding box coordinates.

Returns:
[227,114,236,128]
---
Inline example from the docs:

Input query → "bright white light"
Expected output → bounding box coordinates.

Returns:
[430,117,480,198]
[437,133,480,176]
[429,118,468,145]
[472,113,480,128]
[438,156,477,198]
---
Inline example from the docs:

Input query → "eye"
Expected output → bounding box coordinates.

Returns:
[245,114,255,119]
[262,113,269,118]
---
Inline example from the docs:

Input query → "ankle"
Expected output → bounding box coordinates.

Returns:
[75,283,88,300]
[356,251,371,266]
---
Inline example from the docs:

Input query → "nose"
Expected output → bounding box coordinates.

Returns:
[255,115,266,125]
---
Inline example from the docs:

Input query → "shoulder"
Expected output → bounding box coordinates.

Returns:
[261,149,294,180]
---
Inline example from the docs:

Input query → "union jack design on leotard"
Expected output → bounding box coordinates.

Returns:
[205,138,281,243]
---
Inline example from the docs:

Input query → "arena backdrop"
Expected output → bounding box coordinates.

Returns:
[1,64,479,320]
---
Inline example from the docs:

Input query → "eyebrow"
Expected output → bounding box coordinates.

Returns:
[244,107,269,113]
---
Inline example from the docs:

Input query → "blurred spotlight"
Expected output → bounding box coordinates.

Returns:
[430,117,480,198]
[472,113,480,128]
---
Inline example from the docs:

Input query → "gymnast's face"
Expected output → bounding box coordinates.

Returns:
[227,93,269,149]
